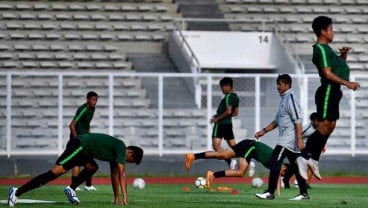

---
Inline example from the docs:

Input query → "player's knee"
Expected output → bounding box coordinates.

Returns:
[91,164,99,173]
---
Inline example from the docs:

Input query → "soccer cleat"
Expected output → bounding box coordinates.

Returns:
[8,187,18,207]
[84,186,97,191]
[205,171,214,189]
[255,191,275,200]
[289,194,310,201]
[75,187,82,191]
[248,161,256,177]
[296,156,309,180]
[185,153,195,171]
[64,186,80,204]
[307,159,322,180]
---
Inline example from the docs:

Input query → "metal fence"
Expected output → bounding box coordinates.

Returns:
[0,72,366,157]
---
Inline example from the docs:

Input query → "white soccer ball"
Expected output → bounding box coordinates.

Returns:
[195,177,206,189]
[133,178,145,189]
[251,177,263,188]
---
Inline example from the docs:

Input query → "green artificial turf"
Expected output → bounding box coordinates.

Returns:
[1,183,367,208]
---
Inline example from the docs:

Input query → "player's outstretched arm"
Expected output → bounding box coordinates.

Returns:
[110,162,128,205]
[117,163,128,205]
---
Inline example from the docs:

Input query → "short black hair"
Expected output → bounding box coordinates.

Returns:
[276,74,292,87]
[127,146,144,165]
[219,77,233,88]
[312,16,332,37]
[310,112,318,121]
[86,91,98,99]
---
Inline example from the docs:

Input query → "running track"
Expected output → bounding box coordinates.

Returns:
[1,177,368,185]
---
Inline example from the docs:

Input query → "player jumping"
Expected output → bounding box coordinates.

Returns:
[296,16,360,180]
[7,133,143,207]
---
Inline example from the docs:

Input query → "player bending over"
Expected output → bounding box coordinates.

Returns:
[185,139,272,188]
[8,133,143,207]
[297,16,360,181]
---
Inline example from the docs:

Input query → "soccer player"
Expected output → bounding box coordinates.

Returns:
[210,77,239,166]
[69,91,98,191]
[282,112,319,189]
[297,16,360,180]
[185,139,273,188]
[255,74,309,201]
[8,133,143,207]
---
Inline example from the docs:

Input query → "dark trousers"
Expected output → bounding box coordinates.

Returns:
[267,145,308,195]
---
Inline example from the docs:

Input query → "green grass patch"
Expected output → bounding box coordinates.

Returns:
[1,184,367,208]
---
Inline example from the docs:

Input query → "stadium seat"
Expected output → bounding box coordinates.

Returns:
[58,61,74,68]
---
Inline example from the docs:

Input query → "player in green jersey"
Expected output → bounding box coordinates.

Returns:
[8,133,143,207]
[297,16,360,181]
[185,139,273,188]
[211,77,239,166]
[69,91,98,191]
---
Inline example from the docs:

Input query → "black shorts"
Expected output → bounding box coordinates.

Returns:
[315,84,343,121]
[230,140,256,163]
[212,123,234,141]
[56,139,91,170]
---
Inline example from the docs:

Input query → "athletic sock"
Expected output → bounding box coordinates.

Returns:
[194,152,205,159]
[71,176,78,185]
[16,170,58,197]
[85,175,93,187]
[302,130,323,159]
[70,169,95,190]
[214,171,225,178]
[311,133,329,161]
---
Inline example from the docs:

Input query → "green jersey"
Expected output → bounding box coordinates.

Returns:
[215,93,239,125]
[79,133,126,165]
[73,103,95,135]
[312,44,350,85]
[255,141,273,169]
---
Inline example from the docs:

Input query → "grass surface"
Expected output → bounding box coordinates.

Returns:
[1,183,367,208]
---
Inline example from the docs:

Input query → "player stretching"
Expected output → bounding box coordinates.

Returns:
[8,133,143,207]
[255,74,309,201]
[198,77,239,167]
[185,139,272,188]
[297,16,360,180]
[69,91,98,191]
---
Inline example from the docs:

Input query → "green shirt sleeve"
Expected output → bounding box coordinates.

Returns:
[73,106,87,122]
[115,142,126,165]
[226,93,239,108]
[316,44,331,68]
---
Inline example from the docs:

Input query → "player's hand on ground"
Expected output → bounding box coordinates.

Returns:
[346,81,360,91]
[122,198,128,205]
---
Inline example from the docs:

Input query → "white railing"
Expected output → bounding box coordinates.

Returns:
[0,72,367,157]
